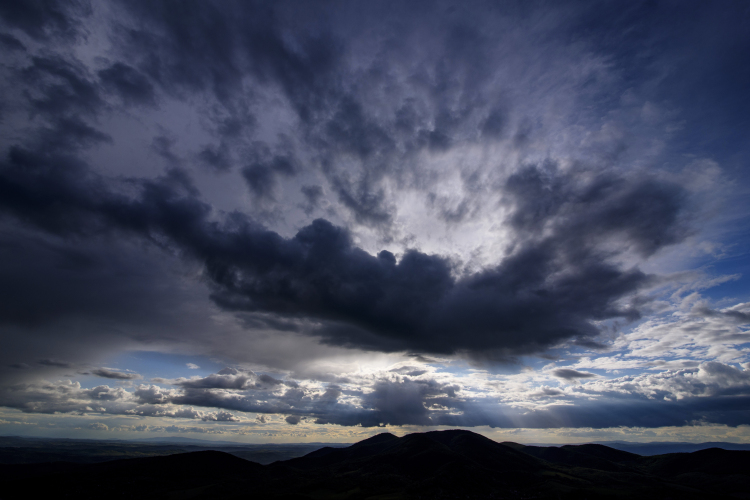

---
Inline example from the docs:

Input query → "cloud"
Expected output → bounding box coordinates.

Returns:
[0,137,684,358]
[21,56,104,120]
[98,62,156,107]
[0,33,24,51]
[172,368,255,390]
[197,144,232,172]
[1,361,749,430]
[552,369,597,381]
[0,0,747,435]
[242,153,298,202]
[580,362,750,402]
[37,359,71,368]
[91,368,141,380]
[0,0,91,41]
[0,0,701,367]
[300,184,325,215]
[186,363,200,370]
[0,378,242,423]
[203,410,240,422]
[615,300,750,364]
[133,385,180,405]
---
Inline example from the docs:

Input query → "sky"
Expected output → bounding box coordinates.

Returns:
[0,0,749,445]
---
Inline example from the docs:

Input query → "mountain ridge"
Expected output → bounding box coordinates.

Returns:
[1,429,748,499]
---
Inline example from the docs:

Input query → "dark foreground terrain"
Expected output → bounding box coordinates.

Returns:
[1,430,748,499]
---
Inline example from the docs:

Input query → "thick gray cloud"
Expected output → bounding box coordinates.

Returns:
[0,0,91,41]
[98,62,156,107]
[0,142,678,356]
[552,369,596,381]
[0,0,748,433]
[0,0,715,364]
[91,368,141,380]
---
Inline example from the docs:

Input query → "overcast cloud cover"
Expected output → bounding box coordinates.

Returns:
[0,0,749,443]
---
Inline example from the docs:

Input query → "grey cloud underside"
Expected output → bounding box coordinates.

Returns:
[0,1,741,372]
[76,0,650,228]
[552,368,596,381]
[0,0,692,358]
[90,368,141,380]
[0,0,90,42]
[0,11,689,357]
[0,142,684,355]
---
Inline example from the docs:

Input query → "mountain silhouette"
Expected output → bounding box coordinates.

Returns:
[1,429,748,499]
[504,441,641,472]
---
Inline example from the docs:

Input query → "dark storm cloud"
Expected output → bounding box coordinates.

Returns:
[503,164,688,256]
[0,32,24,51]
[93,0,713,238]
[1,0,747,434]
[151,135,182,166]
[37,359,71,368]
[299,185,324,215]
[480,106,506,138]
[0,0,698,360]
[98,62,156,107]
[36,117,112,152]
[352,378,461,427]
[113,0,341,112]
[0,136,686,355]
[197,144,232,172]
[22,56,104,119]
[91,368,141,380]
[103,1,513,230]
[329,175,393,227]
[0,0,90,41]
[242,154,297,201]
[552,368,596,380]
[389,366,428,377]
[322,97,395,161]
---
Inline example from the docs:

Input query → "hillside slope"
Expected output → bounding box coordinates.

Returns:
[1,430,748,499]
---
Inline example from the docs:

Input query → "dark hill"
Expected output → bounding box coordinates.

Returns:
[510,442,641,472]
[0,450,266,499]
[564,444,641,463]
[276,430,555,498]
[638,447,750,477]
[285,429,541,471]
[286,431,400,466]
[1,430,748,499]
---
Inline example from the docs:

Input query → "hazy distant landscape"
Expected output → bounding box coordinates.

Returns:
[2,430,749,499]
[0,435,346,465]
